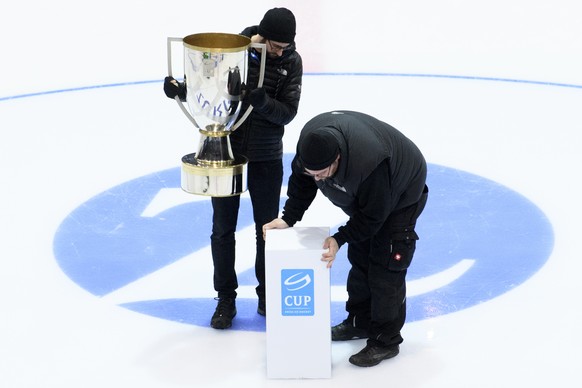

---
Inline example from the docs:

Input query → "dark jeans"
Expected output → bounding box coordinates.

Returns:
[345,185,428,346]
[210,159,283,300]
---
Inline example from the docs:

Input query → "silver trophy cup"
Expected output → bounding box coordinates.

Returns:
[167,33,266,196]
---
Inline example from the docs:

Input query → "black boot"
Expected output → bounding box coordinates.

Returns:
[349,342,399,367]
[257,297,266,316]
[210,298,236,329]
[331,318,368,341]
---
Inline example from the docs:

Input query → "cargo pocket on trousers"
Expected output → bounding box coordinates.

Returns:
[388,229,418,271]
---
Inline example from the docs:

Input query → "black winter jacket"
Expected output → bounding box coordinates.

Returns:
[281,111,427,247]
[229,26,303,162]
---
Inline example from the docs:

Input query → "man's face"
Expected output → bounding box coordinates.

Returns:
[303,157,340,181]
[265,39,290,57]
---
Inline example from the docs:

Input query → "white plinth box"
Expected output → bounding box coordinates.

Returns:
[265,227,332,379]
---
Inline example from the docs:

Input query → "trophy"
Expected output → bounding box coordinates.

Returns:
[167,33,266,196]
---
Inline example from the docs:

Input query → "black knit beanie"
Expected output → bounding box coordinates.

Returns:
[299,129,340,171]
[258,7,296,43]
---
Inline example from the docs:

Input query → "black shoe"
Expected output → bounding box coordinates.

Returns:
[210,298,236,329]
[331,319,368,341]
[349,343,399,367]
[257,297,266,316]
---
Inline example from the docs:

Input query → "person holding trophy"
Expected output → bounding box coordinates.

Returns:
[263,110,428,367]
[163,7,303,329]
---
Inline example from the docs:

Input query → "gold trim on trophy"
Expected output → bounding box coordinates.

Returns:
[183,33,251,53]
[182,159,246,175]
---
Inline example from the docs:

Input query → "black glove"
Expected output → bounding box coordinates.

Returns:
[248,87,268,109]
[227,67,242,96]
[163,76,187,101]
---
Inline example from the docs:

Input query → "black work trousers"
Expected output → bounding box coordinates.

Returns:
[210,159,283,300]
[345,185,428,346]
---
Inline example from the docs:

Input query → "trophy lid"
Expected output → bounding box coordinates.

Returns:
[183,33,251,53]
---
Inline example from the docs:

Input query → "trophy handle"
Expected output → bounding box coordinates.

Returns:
[167,37,201,128]
[231,42,266,131]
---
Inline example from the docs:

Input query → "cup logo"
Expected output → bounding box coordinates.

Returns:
[281,270,314,316]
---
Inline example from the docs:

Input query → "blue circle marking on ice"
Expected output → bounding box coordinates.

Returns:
[19,73,561,331]
[53,157,554,331]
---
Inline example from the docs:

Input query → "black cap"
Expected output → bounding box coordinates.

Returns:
[299,128,339,170]
[258,7,296,43]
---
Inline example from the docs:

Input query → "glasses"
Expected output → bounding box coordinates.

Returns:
[267,40,291,53]
[302,160,337,180]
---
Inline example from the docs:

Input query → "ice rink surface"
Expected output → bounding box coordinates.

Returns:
[1,1,582,387]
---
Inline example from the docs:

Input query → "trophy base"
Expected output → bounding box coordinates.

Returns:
[181,153,248,197]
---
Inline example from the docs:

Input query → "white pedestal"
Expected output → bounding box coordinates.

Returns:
[265,227,332,379]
